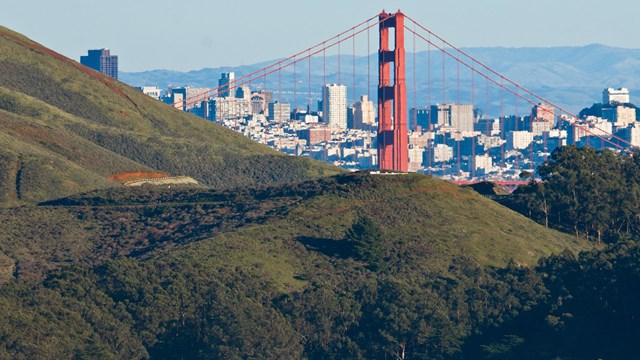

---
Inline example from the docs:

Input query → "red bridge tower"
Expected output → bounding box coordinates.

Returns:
[378,10,408,172]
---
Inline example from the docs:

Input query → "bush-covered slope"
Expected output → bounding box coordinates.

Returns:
[0,26,340,205]
[0,173,587,283]
[0,173,592,358]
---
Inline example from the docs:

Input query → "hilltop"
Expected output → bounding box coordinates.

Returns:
[0,26,340,206]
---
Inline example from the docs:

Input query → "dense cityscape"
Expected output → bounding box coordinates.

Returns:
[80,48,640,180]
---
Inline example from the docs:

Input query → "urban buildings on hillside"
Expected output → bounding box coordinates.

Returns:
[532,103,555,125]
[603,87,630,104]
[80,49,118,79]
[135,75,637,180]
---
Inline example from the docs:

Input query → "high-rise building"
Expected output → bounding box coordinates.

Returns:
[250,93,265,114]
[80,49,118,79]
[207,97,251,121]
[218,72,235,97]
[408,145,425,168]
[168,87,210,111]
[602,106,636,125]
[506,131,534,150]
[235,85,251,100]
[347,106,356,129]
[409,107,430,131]
[354,95,376,129]
[532,103,555,125]
[603,87,630,105]
[268,101,291,123]
[430,104,475,132]
[323,84,347,129]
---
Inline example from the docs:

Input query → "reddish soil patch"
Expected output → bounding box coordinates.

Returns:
[332,205,352,213]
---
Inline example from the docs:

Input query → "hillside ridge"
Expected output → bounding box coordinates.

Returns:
[0,25,341,206]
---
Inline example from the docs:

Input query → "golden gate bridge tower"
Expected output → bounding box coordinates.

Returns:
[172,9,638,178]
[378,10,408,172]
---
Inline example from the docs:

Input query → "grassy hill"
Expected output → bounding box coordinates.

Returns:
[0,172,586,282]
[0,172,592,358]
[0,26,340,206]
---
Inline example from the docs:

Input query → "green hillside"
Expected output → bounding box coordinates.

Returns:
[0,26,340,206]
[0,172,592,358]
[0,172,586,282]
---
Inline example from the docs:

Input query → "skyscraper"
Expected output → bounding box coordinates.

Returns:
[80,49,118,79]
[268,101,291,123]
[323,84,347,129]
[354,95,376,129]
[430,104,475,132]
[218,72,235,98]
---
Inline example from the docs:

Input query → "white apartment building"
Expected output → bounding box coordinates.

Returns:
[470,154,493,173]
[602,106,636,126]
[506,131,534,150]
[603,87,630,104]
[323,84,347,129]
[137,86,162,100]
[408,145,425,166]
[432,143,453,163]
[354,95,376,129]
[574,116,613,140]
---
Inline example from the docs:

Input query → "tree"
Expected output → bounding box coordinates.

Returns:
[535,146,626,242]
[344,216,386,270]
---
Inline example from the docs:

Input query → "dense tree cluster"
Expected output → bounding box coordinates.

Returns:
[507,146,640,243]
[3,240,639,359]
[464,242,640,359]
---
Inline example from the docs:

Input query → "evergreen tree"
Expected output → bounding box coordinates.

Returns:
[344,216,386,270]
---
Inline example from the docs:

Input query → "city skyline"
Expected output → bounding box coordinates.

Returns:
[2,0,640,72]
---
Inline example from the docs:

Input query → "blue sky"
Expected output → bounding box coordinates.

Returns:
[2,0,639,72]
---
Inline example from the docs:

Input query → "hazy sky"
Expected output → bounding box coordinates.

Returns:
[2,0,639,72]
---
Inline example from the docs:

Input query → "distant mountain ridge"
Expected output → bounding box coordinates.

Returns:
[120,44,640,114]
